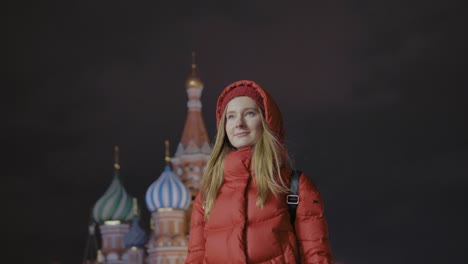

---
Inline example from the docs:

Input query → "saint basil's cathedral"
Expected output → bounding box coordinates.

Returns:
[83,54,211,264]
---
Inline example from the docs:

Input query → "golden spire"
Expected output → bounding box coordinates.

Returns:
[185,51,203,88]
[191,51,197,74]
[165,140,171,166]
[114,145,120,174]
[132,198,139,217]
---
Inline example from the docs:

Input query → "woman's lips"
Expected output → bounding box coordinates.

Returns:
[234,132,249,137]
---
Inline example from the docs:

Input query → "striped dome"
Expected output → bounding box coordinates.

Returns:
[123,217,148,248]
[93,175,134,223]
[145,166,191,211]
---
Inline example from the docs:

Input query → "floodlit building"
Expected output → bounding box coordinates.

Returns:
[83,54,211,264]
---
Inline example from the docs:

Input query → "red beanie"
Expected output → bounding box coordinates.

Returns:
[219,85,265,115]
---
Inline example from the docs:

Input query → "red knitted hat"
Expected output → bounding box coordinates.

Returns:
[219,85,265,115]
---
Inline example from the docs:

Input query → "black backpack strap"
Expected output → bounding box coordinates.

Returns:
[287,169,302,225]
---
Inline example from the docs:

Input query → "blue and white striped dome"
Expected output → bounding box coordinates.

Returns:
[145,165,191,211]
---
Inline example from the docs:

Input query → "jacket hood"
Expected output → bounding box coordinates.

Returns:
[216,80,285,142]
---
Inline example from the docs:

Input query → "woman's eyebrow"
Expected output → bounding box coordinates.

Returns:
[226,107,258,113]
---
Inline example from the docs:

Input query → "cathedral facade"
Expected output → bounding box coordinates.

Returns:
[84,56,211,264]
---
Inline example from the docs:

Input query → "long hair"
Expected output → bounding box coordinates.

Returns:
[201,106,289,220]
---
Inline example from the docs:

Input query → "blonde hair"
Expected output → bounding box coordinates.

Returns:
[201,107,289,220]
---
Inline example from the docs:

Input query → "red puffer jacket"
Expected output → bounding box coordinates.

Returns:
[185,80,333,263]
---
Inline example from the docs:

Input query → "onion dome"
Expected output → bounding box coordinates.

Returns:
[185,51,204,89]
[93,146,135,223]
[123,198,148,248]
[145,141,191,211]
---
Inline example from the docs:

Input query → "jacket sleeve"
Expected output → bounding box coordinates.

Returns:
[185,192,206,264]
[295,173,333,264]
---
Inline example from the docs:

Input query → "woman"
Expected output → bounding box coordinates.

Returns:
[186,80,333,263]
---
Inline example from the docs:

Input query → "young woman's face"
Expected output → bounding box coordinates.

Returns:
[225,96,263,149]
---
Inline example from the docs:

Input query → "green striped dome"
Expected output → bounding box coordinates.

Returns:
[93,175,134,223]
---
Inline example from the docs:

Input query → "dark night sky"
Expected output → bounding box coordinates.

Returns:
[5,0,468,263]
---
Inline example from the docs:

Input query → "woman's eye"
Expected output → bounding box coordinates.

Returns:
[227,114,235,119]
[246,111,256,116]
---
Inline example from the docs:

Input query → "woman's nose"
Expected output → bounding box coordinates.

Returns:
[235,117,245,128]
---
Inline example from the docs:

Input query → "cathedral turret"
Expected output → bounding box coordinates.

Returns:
[93,146,134,223]
[92,146,134,264]
[145,141,190,264]
[146,141,191,211]
[171,52,212,199]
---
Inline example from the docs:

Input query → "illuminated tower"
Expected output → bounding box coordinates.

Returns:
[93,146,135,264]
[171,52,212,199]
[145,141,191,264]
